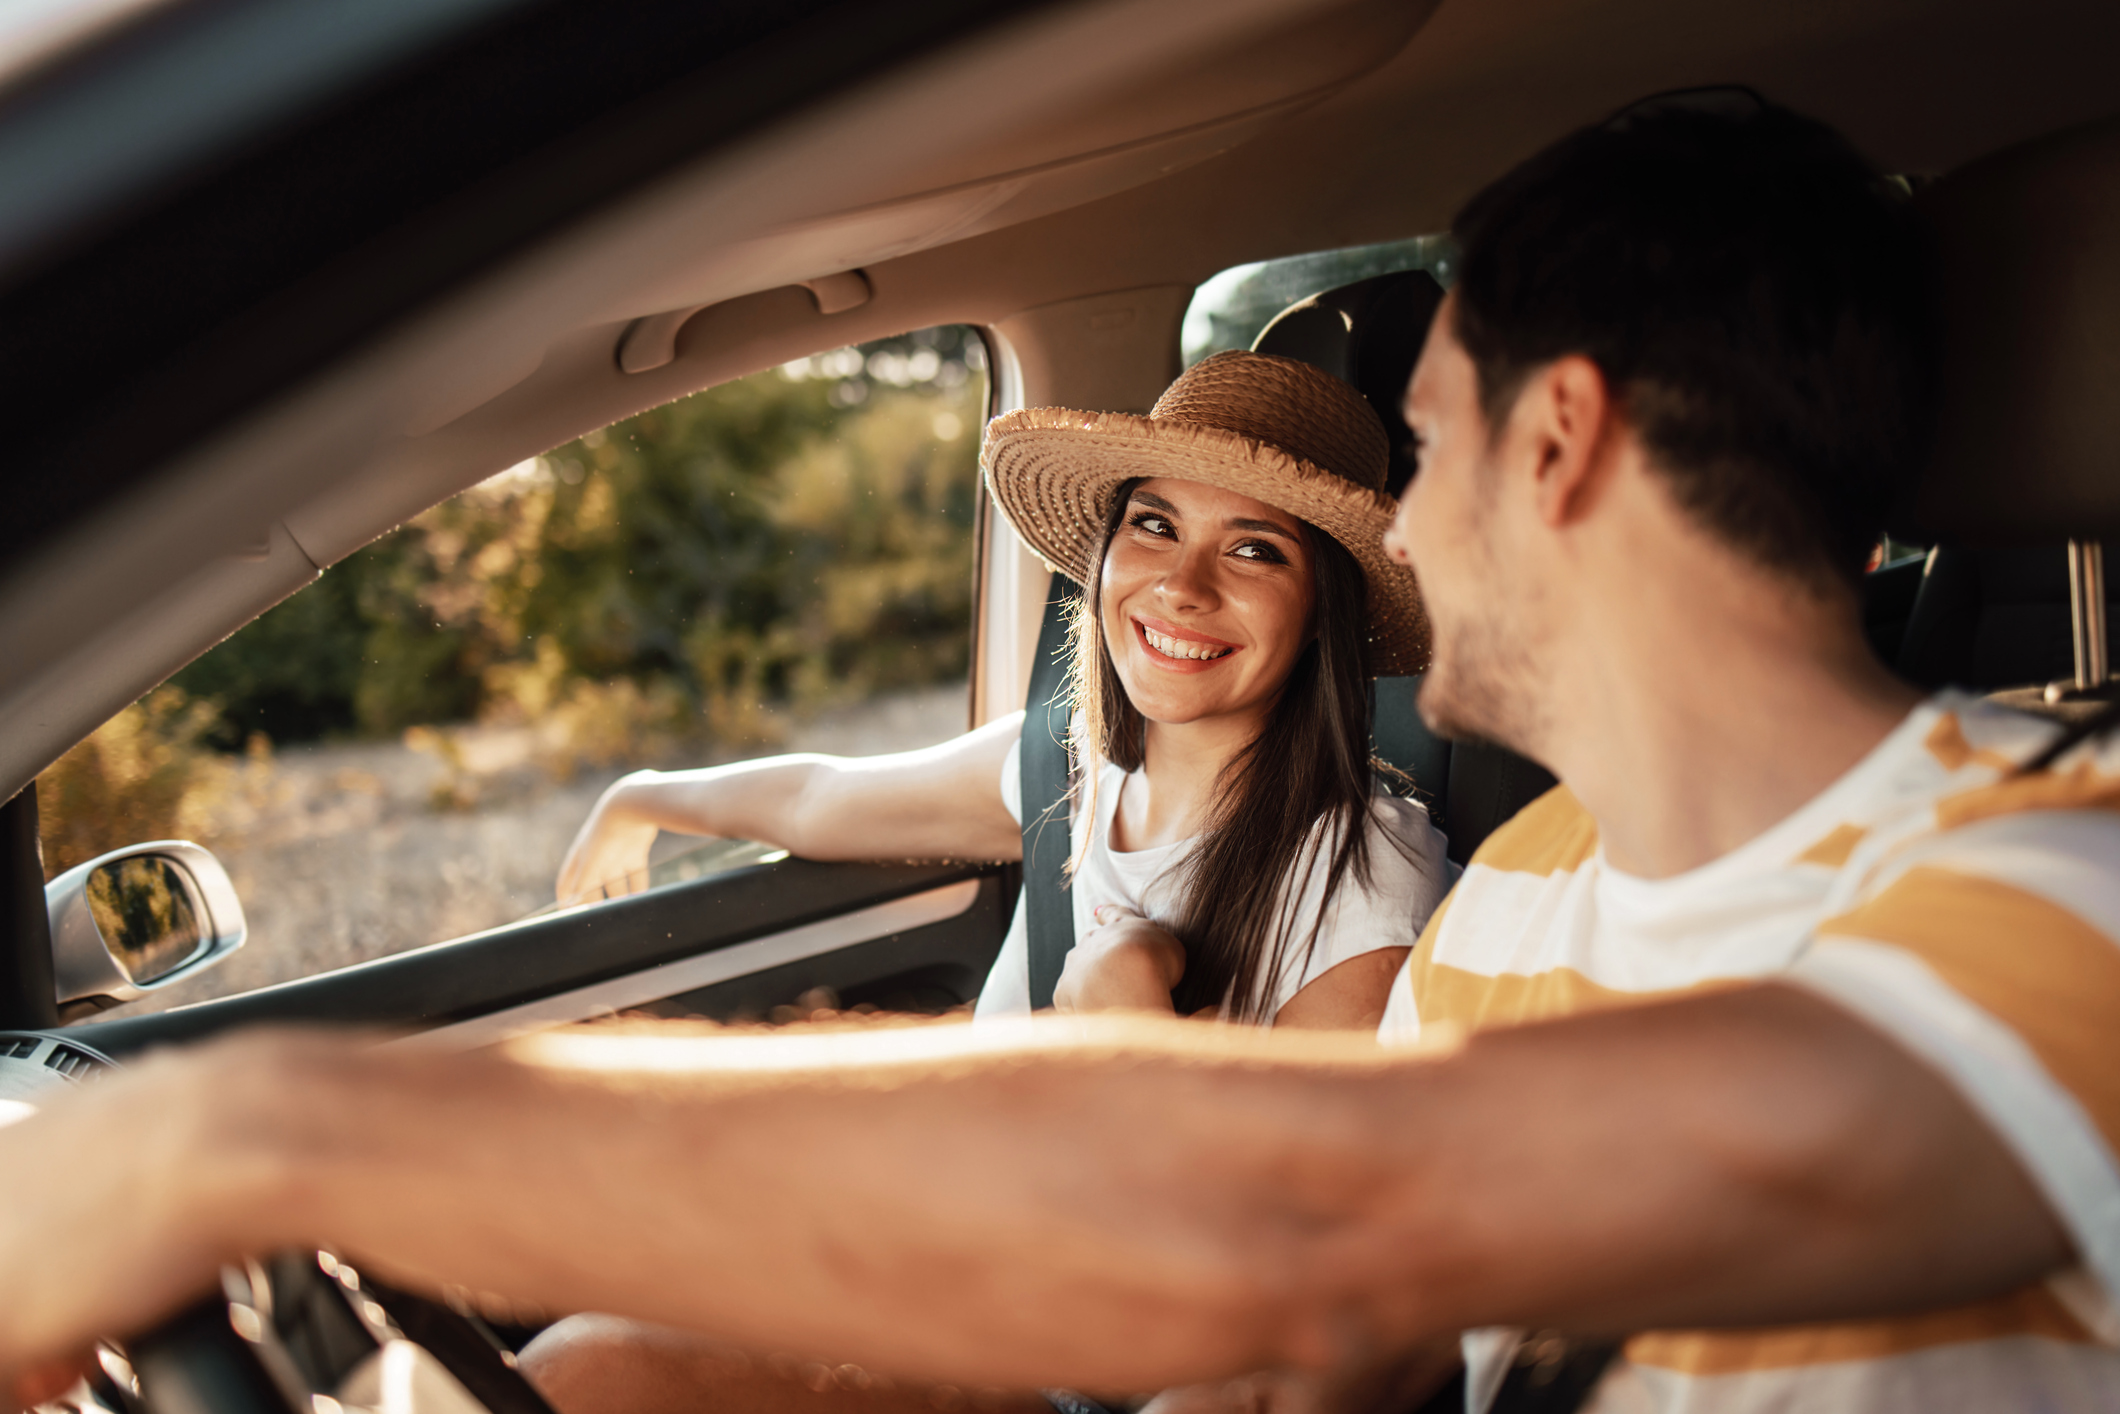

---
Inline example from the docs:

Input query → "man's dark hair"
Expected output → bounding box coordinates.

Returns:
[1450,90,1933,590]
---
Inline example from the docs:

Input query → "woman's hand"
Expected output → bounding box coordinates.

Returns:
[556,771,666,906]
[1053,905,1186,1014]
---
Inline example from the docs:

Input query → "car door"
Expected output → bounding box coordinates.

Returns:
[0,0,1061,1057]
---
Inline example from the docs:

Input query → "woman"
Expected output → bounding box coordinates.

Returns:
[554,349,1447,1032]
[528,351,1449,1414]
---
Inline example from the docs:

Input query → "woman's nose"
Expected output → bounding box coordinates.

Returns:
[1155,542,1221,608]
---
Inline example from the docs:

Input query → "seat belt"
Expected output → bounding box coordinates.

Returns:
[1021,576,1080,1010]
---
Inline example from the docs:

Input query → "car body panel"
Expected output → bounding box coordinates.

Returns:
[74,857,1009,1056]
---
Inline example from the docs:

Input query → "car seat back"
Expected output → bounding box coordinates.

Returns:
[1020,575,1079,1010]
[1909,115,2120,724]
[1896,543,2120,692]
[1373,675,1559,866]
[1256,269,1557,863]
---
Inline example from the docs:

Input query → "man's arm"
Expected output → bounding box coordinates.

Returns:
[0,984,2071,1406]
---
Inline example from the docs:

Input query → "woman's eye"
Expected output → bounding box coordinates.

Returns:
[1232,541,1287,564]
[1128,512,1174,537]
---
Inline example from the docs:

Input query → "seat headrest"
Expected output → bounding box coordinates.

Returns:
[1252,268,1444,498]
[1918,115,2120,542]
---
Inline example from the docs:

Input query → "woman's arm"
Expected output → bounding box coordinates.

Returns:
[557,710,1024,903]
[1272,949,1410,1031]
[1055,918,1408,1029]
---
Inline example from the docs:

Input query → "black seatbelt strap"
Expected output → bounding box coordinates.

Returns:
[1022,576,1080,1010]
[1487,1335,1623,1413]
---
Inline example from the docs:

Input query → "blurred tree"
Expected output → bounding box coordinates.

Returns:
[37,688,229,876]
[170,550,367,745]
[160,326,986,749]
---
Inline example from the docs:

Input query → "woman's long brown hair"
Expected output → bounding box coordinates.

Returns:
[1069,480,1389,1022]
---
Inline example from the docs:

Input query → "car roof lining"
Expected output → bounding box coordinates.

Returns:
[2,0,2118,800]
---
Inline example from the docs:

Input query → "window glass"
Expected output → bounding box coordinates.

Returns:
[1181,234,1456,367]
[39,327,989,1016]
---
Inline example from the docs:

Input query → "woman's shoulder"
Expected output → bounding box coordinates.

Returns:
[1275,795,1448,1002]
[1360,793,1451,871]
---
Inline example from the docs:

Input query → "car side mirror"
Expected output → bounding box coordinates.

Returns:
[44,840,246,1016]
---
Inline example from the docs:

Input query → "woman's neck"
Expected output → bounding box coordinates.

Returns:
[1111,712,1264,852]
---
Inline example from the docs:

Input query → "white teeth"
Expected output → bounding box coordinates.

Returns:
[1143,626,1231,661]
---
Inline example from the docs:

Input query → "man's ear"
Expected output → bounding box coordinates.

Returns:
[1516,355,1615,528]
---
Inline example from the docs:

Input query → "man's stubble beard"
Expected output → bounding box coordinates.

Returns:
[1413,496,1549,761]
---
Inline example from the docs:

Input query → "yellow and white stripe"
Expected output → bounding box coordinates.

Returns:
[1379,691,2120,1412]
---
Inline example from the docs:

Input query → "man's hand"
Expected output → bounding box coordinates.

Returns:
[1054,907,1186,1014]
[12,1354,90,1414]
[0,1035,310,1413]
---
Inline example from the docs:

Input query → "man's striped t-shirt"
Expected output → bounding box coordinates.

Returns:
[1377,690,2120,1413]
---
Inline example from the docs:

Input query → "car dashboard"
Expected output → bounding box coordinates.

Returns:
[0,1031,112,1118]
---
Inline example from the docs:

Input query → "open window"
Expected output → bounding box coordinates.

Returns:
[55,329,1015,1047]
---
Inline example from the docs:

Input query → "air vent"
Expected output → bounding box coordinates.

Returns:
[43,1043,101,1079]
[0,1036,38,1060]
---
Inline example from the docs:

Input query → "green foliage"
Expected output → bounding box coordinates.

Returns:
[166,328,985,749]
[37,688,236,876]
[172,559,367,744]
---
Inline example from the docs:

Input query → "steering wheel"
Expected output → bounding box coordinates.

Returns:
[107,1253,559,1414]
[0,1033,554,1414]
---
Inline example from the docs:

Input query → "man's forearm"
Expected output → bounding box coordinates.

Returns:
[218,1021,1417,1390]
[4,987,2072,1401]
[211,989,2073,1358]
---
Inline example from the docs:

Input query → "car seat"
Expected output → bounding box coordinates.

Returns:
[1251,268,1559,862]
[1894,543,2119,694]
[1860,551,1926,664]
[1909,115,2120,726]
[1016,268,1558,1008]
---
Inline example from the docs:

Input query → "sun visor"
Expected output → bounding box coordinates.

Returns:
[1917,115,2120,543]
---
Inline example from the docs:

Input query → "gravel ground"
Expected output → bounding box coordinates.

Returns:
[103,685,970,1018]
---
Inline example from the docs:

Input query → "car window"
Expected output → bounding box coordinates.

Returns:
[1181,233,1457,366]
[39,326,989,1018]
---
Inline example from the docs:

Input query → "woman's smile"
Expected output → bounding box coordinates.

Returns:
[1135,615,1238,667]
[1099,478,1316,724]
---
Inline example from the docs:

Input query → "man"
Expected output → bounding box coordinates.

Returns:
[3,97,2111,1414]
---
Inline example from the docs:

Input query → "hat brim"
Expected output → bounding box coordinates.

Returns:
[983,407,1430,676]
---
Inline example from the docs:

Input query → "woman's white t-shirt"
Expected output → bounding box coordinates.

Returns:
[975,738,1454,1023]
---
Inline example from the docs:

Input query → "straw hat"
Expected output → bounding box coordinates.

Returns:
[981,349,1429,675]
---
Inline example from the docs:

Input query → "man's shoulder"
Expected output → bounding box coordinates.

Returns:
[1856,690,2120,882]
[1927,697,2120,834]
[1462,783,1598,878]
